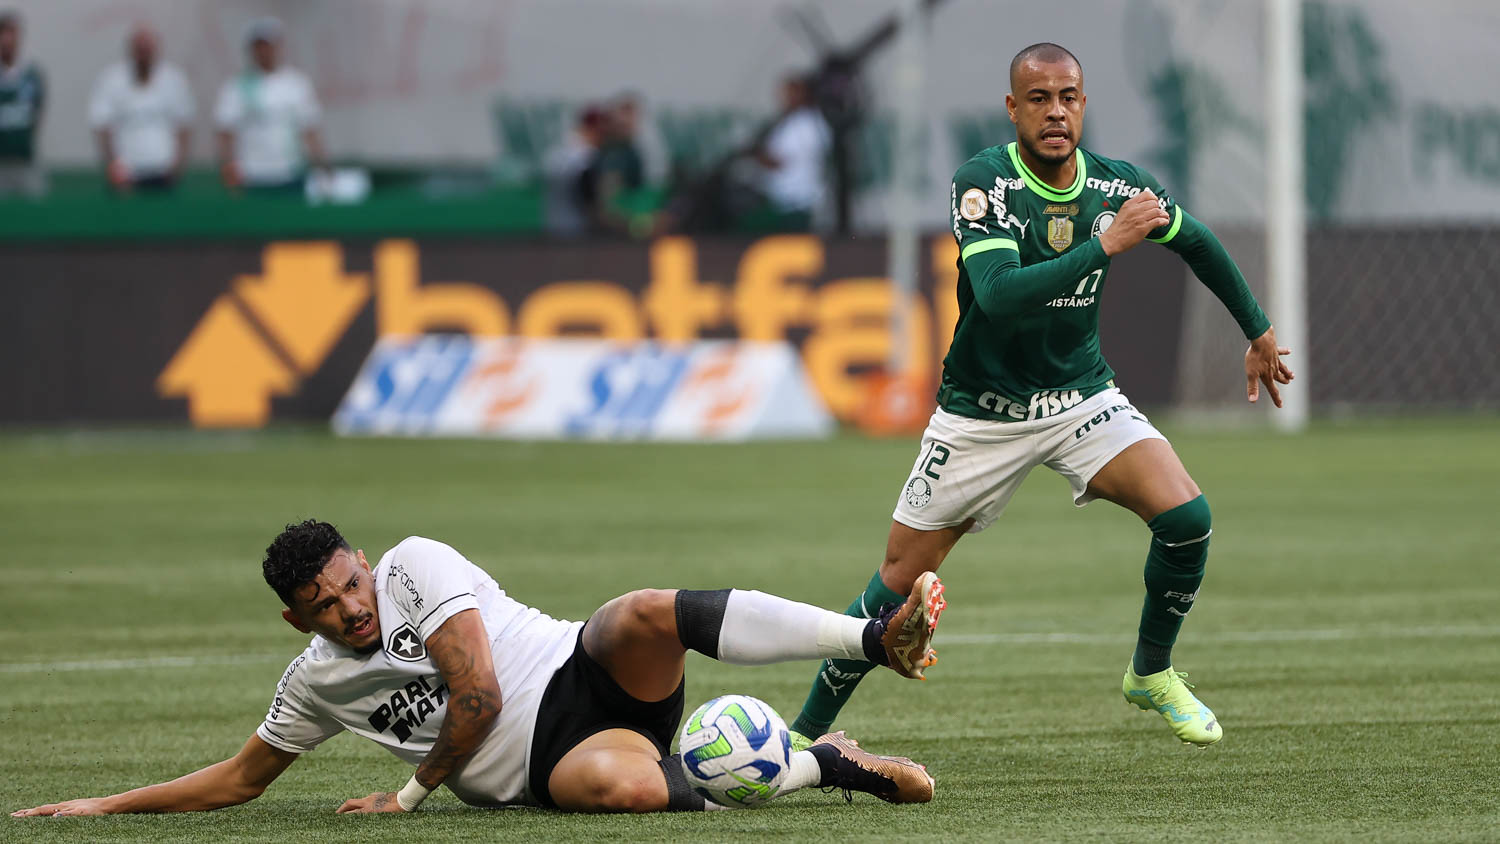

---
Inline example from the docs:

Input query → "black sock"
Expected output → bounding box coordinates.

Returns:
[657,755,708,811]
[861,616,890,666]
[674,589,732,658]
[807,743,842,788]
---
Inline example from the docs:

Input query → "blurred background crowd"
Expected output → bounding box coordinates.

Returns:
[0,5,838,236]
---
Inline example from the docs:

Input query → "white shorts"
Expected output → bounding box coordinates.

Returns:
[892,388,1166,533]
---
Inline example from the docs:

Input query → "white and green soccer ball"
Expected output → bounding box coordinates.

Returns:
[678,694,792,808]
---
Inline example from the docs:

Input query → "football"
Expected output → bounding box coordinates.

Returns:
[678,694,792,808]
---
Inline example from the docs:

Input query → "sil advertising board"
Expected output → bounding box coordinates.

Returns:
[334,336,833,441]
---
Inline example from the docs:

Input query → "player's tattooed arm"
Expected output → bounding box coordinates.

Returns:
[414,609,503,791]
[335,610,501,815]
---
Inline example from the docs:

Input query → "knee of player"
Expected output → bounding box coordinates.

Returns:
[1149,494,1213,544]
[618,589,679,641]
[877,557,924,593]
[575,756,664,813]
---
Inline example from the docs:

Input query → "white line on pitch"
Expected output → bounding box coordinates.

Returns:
[0,654,284,674]
[3,625,1498,674]
[939,625,1500,646]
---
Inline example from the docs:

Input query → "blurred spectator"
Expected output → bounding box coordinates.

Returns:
[213,17,324,193]
[751,74,831,231]
[575,94,650,235]
[598,93,645,197]
[543,104,605,235]
[612,89,668,187]
[88,25,194,193]
[0,10,45,198]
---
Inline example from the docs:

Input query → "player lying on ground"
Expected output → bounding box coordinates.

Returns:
[789,42,1294,751]
[13,520,945,818]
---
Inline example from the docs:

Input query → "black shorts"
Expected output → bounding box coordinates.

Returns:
[528,623,685,809]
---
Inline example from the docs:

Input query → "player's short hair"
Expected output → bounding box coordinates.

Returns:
[263,520,352,607]
[0,11,20,31]
[1009,42,1082,89]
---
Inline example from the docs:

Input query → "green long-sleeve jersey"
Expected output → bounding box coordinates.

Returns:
[941,141,1270,422]
[0,62,44,161]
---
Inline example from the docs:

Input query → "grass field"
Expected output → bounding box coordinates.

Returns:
[2,418,1498,842]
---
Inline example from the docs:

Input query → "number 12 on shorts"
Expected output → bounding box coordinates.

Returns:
[920,442,951,480]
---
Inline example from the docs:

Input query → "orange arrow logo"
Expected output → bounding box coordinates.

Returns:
[157,243,371,428]
[156,298,298,427]
[234,242,370,374]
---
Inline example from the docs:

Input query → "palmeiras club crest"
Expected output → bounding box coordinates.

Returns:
[904,477,932,509]
[1091,211,1115,239]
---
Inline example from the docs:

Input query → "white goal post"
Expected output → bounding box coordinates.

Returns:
[1266,0,1309,431]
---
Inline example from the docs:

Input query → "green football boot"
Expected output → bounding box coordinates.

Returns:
[1123,665,1223,746]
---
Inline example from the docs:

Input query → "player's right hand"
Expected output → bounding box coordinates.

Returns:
[1098,190,1171,257]
[335,791,407,814]
[1245,326,1294,407]
[11,798,113,817]
[107,160,132,191]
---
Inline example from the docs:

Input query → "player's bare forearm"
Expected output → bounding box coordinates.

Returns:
[100,759,264,813]
[414,610,502,791]
[12,736,295,817]
[216,130,241,187]
[302,129,327,170]
[172,127,191,176]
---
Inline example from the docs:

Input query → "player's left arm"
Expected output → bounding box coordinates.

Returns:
[296,74,328,172]
[336,609,502,814]
[30,67,44,149]
[1136,168,1295,406]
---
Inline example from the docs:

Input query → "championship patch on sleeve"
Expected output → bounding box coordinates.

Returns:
[959,188,989,221]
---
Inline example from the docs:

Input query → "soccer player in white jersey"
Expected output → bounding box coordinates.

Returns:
[12,520,946,817]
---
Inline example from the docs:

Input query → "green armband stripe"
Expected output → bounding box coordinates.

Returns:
[961,238,1019,262]
[1146,206,1183,244]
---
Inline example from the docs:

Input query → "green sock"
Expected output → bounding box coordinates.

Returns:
[790,570,905,738]
[1133,495,1212,676]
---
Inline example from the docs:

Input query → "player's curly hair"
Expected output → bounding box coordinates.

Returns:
[263,519,351,607]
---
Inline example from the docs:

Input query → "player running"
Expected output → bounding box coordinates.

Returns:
[789,42,1293,750]
[13,520,944,818]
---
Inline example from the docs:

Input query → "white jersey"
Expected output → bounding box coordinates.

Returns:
[256,537,581,806]
[761,106,831,213]
[213,66,321,186]
[87,60,195,178]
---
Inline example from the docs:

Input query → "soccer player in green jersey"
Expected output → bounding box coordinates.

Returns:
[789,42,1293,749]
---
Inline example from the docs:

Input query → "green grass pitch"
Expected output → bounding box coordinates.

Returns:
[2,418,1497,842]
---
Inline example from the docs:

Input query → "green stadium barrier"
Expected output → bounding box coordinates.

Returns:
[0,168,544,240]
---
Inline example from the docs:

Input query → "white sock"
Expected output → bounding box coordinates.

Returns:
[715,590,869,665]
[775,750,823,796]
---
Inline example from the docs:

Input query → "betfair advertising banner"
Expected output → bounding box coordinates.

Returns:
[0,235,1189,427]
